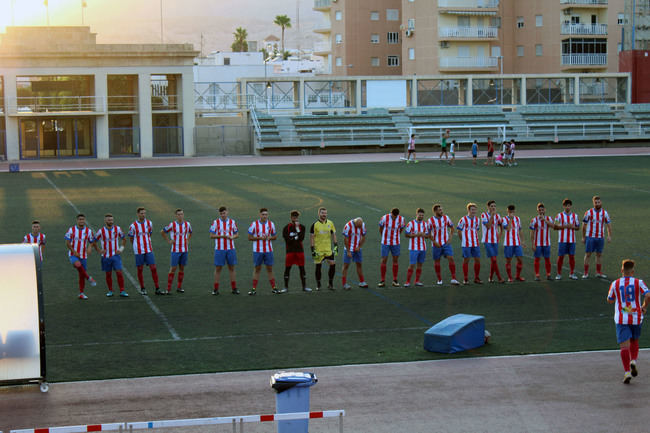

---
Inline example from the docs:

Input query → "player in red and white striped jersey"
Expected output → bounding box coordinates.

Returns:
[554,198,580,280]
[481,200,504,283]
[95,214,127,297]
[529,203,554,280]
[582,195,612,279]
[378,208,406,287]
[457,203,482,284]
[341,217,367,290]
[502,205,525,282]
[247,208,278,295]
[210,206,239,295]
[607,260,650,384]
[128,207,162,295]
[404,209,429,287]
[427,204,458,285]
[64,214,98,299]
[161,209,193,294]
[23,220,46,262]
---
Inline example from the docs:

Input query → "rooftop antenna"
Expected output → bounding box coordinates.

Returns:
[44,0,50,26]
[81,0,87,26]
[11,0,15,26]
[296,0,301,56]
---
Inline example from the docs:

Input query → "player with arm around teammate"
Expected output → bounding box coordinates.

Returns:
[65,213,98,300]
[310,207,337,291]
[529,203,554,281]
[128,207,163,296]
[378,208,405,287]
[502,205,526,283]
[481,200,505,283]
[404,208,429,287]
[210,206,239,295]
[554,198,580,280]
[341,217,368,290]
[95,214,128,297]
[161,208,193,294]
[23,220,46,262]
[607,259,650,384]
[457,203,482,285]
[427,204,459,286]
[582,195,612,279]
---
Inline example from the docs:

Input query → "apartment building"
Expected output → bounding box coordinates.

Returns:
[623,0,650,50]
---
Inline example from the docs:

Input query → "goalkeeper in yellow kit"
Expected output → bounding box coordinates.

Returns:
[310,207,338,291]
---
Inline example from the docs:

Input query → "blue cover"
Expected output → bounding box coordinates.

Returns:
[424,314,485,353]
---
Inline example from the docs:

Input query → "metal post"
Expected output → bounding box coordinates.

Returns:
[633,0,637,50]
[232,418,236,433]
[339,412,344,433]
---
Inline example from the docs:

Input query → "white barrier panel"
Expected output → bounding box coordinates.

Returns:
[10,410,345,433]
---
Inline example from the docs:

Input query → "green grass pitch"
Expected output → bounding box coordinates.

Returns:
[1,156,649,382]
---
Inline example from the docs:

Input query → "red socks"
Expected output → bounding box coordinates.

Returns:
[380,263,387,281]
[178,272,185,289]
[584,263,589,275]
[505,262,512,279]
[434,262,442,281]
[544,258,552,276]
[490,257,502,280]
[406,268,413,284]
[534,258,540,276]
[270,278,276,288]
[557,256,564,275]
[569,256,575,274]
[342,276,347,286]
[214,282,219,291]
[150,265,160,287]
[631,339,639,361]
[516,262,523,278]
[231,280,237,289]
[473,261,481,279]
[463,262,469,280]
[167,272,174,290]
[137,266,145,288]
[359,272,365,283]
[415,268,422,283]
[105,272,113,291]
[596,263,602,274]
[253,279,258,289]
[449,261,457,279]
[392,262,399,281]
[621,347,631,372]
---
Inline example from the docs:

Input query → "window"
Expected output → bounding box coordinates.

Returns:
[387,32,399,44]
[458,16,470,27]
[517,45,524,56]
[535,44,543,56]
[370,11,379,21]
[517,17,524,28]
[618,43,622,53]
[618,13,625,25]
[335,57,342,67]
[535,15,543,27]
[371,57,380,67]
[335,34,342,44]
[387,55,400,66]
[223,57,230,65]
[407,18,415,30]
[371,34,380,44]
[335,11,342,21]
[387,9,399,21]
[408,48,415,60]
[458,46,470,57]
[490,17,501,28]
[571,16,580,25]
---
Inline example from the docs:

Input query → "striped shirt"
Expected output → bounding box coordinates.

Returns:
[343,220,367,251]
[529,216,554,247]
[405,219,429,251]
[210,218,238,250]
[128,219,154,255]
[23,232,46,261]
[457,215,481,248]
[481,212,502,244]
[583,208,611,238]
[608,277,649,325]
[501,216,522,247]
[555,212,580,244]
[379,214,405,246]
[248,220,276,253]
[95,226,125,259]
[163,221,192,253]
[427,215,454,247]
[65,226,95,259]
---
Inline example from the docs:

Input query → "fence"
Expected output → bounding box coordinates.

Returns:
[109,127,140,156]
[194,125,254,156]
[0,129,5,160]
[153,126,184,155]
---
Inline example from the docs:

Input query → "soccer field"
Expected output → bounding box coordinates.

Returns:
[2,156,649,382]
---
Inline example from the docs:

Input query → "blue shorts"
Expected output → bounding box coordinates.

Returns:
[381,244,401,257]
[135,252,156,267]
[253,251,274,267]
[462,246,481,258]
[534,246,551,258]
[101,255,123,272]
[214,249,237,267]
[558,242,576,256]
[344,249,363,264]
[69,256,87,269]
[432,243,453,260]
[504,245,523,258]
[170,251,188,267]
[585,237,605,254]
[472,151,478,157]
[616,324,642,344]
[484,243,499,258]
[409,250,426,264]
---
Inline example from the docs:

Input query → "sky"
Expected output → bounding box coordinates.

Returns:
[0,0,320,54]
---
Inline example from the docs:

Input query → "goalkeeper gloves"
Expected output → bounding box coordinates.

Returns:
[333,243,339,256]
[311,246,317,258]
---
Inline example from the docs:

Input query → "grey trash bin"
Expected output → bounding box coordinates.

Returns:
[271,371,318,433]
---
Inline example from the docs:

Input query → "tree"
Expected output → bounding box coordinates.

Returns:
[231,27,248,52]
[273,15,291,53]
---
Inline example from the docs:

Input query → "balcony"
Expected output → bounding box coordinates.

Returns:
[561,23,607,35]
[438,0,499,8]
[313,0,331,11]
[561,53,607,66]
[439,56,498,70]
[439,26,498,39]
[560,0,607,8]
[7,96,105,115]
[107,96,138,112]
[313,19,331,34]
[313,41,331,55]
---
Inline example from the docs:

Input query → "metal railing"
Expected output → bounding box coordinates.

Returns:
[523,121,628,141]
[561,23,608,35]
[439,26,498,38]
[561,54,607,66]
[250,108,262,143]
[314,0,332,9]
[107,95,138,111]
[151,94,179,111]
[560,0,607,4]
[152,126,184,155]
[439,56,498,69]
[258,126,405,149]
[8,96,104,114]
[438,0,499,7]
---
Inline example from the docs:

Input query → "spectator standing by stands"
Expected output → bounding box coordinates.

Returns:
[485,137,494,166]
[472,140,478,165]
[440,129,450,161]
[406,134,418,164]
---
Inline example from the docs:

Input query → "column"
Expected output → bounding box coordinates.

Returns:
[4,73,19,161]
[138,73,153,157]
[94,71,109,159]
[411,76,418,107]
[520,76,527,105]
[574,76,580,104]
[355,78,362,113]
[180,70,195,156]
[299,78,305,115]
[467,77,473,106]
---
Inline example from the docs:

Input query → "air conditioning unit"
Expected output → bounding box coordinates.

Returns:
[406,29,414,37]
[440,41,449,49]
[563,8,572,16]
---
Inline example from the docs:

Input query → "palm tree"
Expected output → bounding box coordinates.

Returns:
[273,15,292,53]
[231,27,248,52]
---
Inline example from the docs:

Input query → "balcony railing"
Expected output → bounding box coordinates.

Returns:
[313,0,331,10]
[313,41,331,53]
[108,96,138,112]
[439,56,498,69]
[313,20,331,33]
[561,53,607,66]
[151,94,179,111]
[438,0,499,8]
[7,96,104,114]
[560,0,607,5]
[439,26,498,39]
[561,23,608,35]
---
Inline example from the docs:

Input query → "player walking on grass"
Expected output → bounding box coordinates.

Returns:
[457,203,482,285]
[481,200,504,283]
[404,209,428,288]
[128,207,163,296]
[471,140,478,165]
[406,134,418,163]
[440,129,450,161]
[502,205,525,282]
[310,207,337,291]
[607,259,650,384]
[378,208,405,287]
[530,203,554,281]
[583,195,612,279]
[23,220,46,262]
[282,210,310,293]
[484,137,494,166]
[65,214,97,300]
[554,198,580,280]
[342,217,368,290]
[428,204,459,286]
[95,214,128,298]
[210,206,239,295]
[248,208,278,295]
[161,208,192,294]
